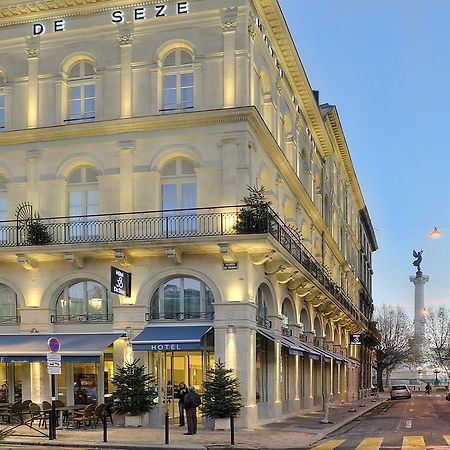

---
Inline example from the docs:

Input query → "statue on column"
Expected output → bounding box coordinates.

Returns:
[413,250,423,274]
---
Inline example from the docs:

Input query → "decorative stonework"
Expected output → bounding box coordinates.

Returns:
[118,33,133,46]
[26,47,40,58]
[248,24,256,39]
[220,19,237,32]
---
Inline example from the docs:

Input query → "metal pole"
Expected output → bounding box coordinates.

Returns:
[50,374,56,440]
[165,410,169,445]
[103,408,108,442]
[230,415,235,445]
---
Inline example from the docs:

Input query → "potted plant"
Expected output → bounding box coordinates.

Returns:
[235,185,271,234]
[111,359,157,427]
[202,360,243,431]
[26,213,52,245]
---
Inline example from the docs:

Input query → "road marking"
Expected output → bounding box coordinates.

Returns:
[409,409,414,412]
[444,435,450,445]
[312,440,346,450]
[402,436,425,449]
[355,437,383,449]
[405,419,412,429]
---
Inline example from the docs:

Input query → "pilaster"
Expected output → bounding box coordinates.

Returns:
[117,23,134,118]
[25,37,40,128]
[117,141,135,213]
[26,150,41,210]
[221,8,237,108]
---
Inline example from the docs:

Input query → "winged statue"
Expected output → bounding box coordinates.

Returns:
[413,250,423,273]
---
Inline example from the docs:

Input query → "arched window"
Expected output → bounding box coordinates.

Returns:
[67,61,96,123]
[0,176,7,242]
[0,73,6,130]
[161,159,197,233]
[161,49,194,113]
[256,285,272,328]
[67,167,99,239]
[0,284,18,322]
[54,280,111,322]
[281,299,294,336]
[149,276,214,320]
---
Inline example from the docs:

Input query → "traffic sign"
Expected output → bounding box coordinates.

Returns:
[47,352,61,362]
[48,337,60,353]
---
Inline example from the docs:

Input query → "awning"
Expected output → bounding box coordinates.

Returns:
[132,325,212,351]
[0,333,124,363]
[298,341,329,362]
[257,329,304,356]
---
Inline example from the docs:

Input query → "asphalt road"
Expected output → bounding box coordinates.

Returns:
[313,392,450,449]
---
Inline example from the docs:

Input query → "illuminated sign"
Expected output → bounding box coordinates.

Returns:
[111,266,132,297]
[350,334,362,345]
[32,2,189,35]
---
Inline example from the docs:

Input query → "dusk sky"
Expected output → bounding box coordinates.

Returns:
[278,0,450,315]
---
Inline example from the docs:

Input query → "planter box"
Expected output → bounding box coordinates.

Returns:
[214,417,230,431]
[125,414,143,427]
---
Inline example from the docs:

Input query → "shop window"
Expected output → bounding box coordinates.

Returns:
[281,347,289,401]
[161,50,194,113]
[161,159,197,234]
[256,333,268,403]
[54,279,111,323]
[67,167,99,240]
[67,61,96,123]
[0,283,18,323]
[74,363,97,405]
[149,276,214,321]
[0,363,7,402]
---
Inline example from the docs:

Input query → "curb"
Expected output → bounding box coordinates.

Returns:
[305,398,388,447]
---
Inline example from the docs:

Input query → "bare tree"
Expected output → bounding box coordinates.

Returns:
[374,304,413,392]
[425,307,450,379]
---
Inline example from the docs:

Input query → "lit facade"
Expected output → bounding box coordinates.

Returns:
[0,0,378,428]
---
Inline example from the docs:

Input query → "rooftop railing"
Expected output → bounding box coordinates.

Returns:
[0,205,368,326]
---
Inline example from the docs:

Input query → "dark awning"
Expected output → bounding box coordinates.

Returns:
[0,333,124,363]
[257,329,304,356]
[132,325,212,351]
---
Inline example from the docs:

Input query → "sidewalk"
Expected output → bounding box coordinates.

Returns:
[1,395,388,450]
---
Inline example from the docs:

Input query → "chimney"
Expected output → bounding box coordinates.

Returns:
[313,90,319,105]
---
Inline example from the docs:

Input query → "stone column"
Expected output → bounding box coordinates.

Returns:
[410,270,429,352]
[221,8,237,108]
[117,24,134,118]
[117,141,135,213]
[26,37,40,128]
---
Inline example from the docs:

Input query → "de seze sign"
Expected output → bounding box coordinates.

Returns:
[111,266,132,297]
[350,334,362,345]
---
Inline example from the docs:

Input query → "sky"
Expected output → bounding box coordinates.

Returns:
[278,0,450,316]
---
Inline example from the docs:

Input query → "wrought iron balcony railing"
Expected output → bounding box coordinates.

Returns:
[145,312,214,321]
[281,327,293,337]
[0,315,20,324]
[0,205,369,327]
[51,313,113,323]
[257,316,272,329]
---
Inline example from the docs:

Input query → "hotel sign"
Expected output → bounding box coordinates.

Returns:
[350,334,362,345]
[32,2,190,35]
[111,266,132,297]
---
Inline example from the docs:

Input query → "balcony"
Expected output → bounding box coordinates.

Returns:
[256,316,272,329]
[51,313,113,323]
[145,312,214,322]
[0,205,369,327]
[281,327,293,337]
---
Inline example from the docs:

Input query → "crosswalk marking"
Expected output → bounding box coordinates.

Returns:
[355,437,383,449]
[444,435,450,446]
[402,436,426,449]
[312,440,345,450]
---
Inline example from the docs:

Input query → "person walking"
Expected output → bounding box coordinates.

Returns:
[425,382,432,395]
[183,385,201,435]
[177,382,188,427]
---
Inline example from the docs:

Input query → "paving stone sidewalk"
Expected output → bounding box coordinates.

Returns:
[1,395,387,450]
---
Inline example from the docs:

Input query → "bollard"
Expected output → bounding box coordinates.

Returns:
[320,394,333,424]
[230,415,235,445]
[165,411,169,445]
[103,408,108,443]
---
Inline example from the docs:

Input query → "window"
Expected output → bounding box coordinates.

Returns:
[256,285,271,328]
[67,61,95,123]
[0,284,18,322]
[149,276,214,320]
[161,159,197,234]
[55,280,111,322]
[161,50,194,113]
[0,177,8,243]
[67,167,99,240]
[256,333,268,403]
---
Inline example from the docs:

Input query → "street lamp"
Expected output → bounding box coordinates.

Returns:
[434,369,440,386]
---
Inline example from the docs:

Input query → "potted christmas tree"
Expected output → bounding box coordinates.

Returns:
[26,214,52,245]
[235,185,271,234]
[111,359,157,427]
[202,360,243,431]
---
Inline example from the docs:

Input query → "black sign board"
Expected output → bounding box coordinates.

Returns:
[350,334,362,345]
[111,266,132,297]
[223,262,239,271]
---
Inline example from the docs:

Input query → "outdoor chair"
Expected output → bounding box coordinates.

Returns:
[92,403,105,427]
[67,403,95,429]
[29,402,47,428]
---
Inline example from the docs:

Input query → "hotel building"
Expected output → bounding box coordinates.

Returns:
[0,0,378,428]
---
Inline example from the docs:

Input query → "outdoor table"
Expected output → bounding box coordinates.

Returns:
[44,404,86,429]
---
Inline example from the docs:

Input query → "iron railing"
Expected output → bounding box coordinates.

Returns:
[0,315,20,324]
[281,327,293,337]
[51,313,113,323]
[0,204,368,327]
[257,316,272,329]
[145,312,214,321]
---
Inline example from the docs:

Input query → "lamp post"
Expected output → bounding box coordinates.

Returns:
[434,369,440,386]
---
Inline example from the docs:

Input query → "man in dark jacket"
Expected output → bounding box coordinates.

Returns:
[184,385,201,435]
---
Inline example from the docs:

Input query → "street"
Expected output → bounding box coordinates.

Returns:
[313,392,450,449]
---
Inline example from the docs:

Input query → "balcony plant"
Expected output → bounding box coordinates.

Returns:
[26,214,52,245]
[235,185,271,234]
[111,359,157,427]
[202,360,243,431]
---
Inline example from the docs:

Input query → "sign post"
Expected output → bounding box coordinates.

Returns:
[47,337,60,440]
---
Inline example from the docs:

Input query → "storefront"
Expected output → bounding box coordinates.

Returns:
[0,333,124,405]
[132,324,214,423]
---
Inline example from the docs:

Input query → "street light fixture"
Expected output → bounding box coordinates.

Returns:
[430,227,443,239]
[434,368,440,386]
